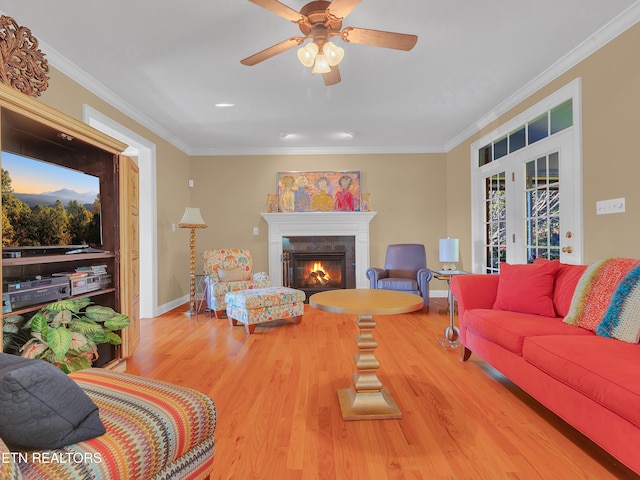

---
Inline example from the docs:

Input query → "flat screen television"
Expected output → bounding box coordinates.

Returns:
[1,151,102,249]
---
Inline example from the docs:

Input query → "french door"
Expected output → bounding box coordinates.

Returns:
[475,129,582,272]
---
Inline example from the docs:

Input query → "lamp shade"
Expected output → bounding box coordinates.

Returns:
[178,207,207,228]
[311,53,331,74]
[439,238,459,263]
[323,41,344,66]
[297,42,318,67]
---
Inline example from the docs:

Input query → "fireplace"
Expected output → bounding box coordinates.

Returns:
[261,211,377,289]
[282,235,355,300]
[285,252,346,296]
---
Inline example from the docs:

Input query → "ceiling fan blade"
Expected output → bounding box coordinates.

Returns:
[241,37,305,66]
[323,65,341,86]
[248,0,305,23]
[341,27,418,51]
[326,0,362,20]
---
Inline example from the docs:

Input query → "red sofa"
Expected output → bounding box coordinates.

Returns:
[451,260,640,475]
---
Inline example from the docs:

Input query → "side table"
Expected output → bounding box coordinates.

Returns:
[433,270,468,348]
[189,274,211,321]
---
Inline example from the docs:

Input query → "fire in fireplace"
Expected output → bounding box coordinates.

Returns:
[295,254,344,290]
[282,236,356,301]
[283,251,348,300]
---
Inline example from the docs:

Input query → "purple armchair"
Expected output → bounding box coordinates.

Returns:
[366,244,433,311]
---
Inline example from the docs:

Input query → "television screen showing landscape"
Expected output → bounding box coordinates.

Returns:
[1,151,101,248]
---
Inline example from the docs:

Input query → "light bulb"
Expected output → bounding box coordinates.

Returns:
[297,42,318,68]
[311,53,331,74]
[323,41,344,66]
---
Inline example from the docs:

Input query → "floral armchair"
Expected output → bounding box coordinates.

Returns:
[202,248,272,317]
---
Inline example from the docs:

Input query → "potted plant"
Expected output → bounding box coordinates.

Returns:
[5,297,130,373]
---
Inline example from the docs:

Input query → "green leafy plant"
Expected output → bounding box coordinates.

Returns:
[2,313,30,355]
[17,297,130,373]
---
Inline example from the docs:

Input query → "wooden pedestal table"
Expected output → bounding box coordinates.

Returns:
[309,289,423,420]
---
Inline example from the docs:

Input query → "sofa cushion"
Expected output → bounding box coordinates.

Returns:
[565,258,640,331]
[523,335,640,429]
[553,262,588,317]
[226,287,306,309]
[377,277,418,291]
[534,259,588,317]
[464,309,592,355]
[493,261,558,317]
[0,353,105,449]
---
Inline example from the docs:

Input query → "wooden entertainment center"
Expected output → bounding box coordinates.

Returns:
[0,81,140,369]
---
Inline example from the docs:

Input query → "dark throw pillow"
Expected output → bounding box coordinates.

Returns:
[0,353,106,449]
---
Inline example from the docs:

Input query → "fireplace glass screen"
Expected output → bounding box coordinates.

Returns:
[292,253,345,291]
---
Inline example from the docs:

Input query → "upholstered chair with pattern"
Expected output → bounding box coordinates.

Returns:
[202,248,272,317]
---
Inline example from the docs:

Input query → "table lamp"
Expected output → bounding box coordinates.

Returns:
[178,207,208,314]
[439,237,459,271]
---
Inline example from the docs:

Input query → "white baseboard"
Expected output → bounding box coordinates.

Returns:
[153,295,189,318]
[430,289,448,298]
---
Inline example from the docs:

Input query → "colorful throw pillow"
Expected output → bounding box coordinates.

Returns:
[217,266,244,282]
[596,264,640,343]
[493,261,559,317]
[564,258,640,331]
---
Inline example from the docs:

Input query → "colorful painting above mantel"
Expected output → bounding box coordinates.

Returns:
[276,171,361,212]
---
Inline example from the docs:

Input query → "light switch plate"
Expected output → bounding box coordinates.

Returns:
[596,197,625,215]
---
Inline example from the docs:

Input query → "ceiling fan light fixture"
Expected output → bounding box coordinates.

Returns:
[297,42,318,68]
[323,41,344,66]
[311,53,331,74]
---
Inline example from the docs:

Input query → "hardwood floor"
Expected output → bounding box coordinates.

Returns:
[125,299,639,480]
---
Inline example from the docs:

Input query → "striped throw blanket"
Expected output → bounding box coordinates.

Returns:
[597,264,640,343]
[565,258,640,343]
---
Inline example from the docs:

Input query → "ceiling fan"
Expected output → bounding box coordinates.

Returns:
[241,0,418,86]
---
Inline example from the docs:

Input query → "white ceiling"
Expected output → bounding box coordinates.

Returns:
[0,0,638,156]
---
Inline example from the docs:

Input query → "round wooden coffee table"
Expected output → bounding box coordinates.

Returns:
[309,289,423,420]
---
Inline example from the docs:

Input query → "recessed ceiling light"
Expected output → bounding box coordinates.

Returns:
[214,103,235,107]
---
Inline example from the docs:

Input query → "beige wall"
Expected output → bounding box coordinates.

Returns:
[24,20,640,309]
[190,153,448,289]
[37,68,193,306]
[447,21,640,269]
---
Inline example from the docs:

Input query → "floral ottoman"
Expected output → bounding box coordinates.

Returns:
[225,287,305,334]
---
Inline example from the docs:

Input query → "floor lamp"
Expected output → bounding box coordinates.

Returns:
[178,207,208,314]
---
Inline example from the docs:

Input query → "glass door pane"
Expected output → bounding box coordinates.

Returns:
[484,172,506,273]
[525,152,560,262]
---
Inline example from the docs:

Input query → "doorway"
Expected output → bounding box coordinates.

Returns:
[470,79,583,272]
[83,105,157,318]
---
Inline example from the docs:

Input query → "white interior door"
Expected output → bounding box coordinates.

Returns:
[511,129,581,264]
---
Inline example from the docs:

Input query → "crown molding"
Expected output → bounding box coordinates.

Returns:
[187,144,445,156]
[444,1,640,152]
[35,40,192,154]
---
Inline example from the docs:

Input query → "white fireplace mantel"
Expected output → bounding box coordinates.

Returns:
[261,212,377,288]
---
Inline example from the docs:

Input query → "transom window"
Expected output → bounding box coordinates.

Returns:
[479,99,573,167]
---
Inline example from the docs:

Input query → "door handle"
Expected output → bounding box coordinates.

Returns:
[562,246,573,254]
